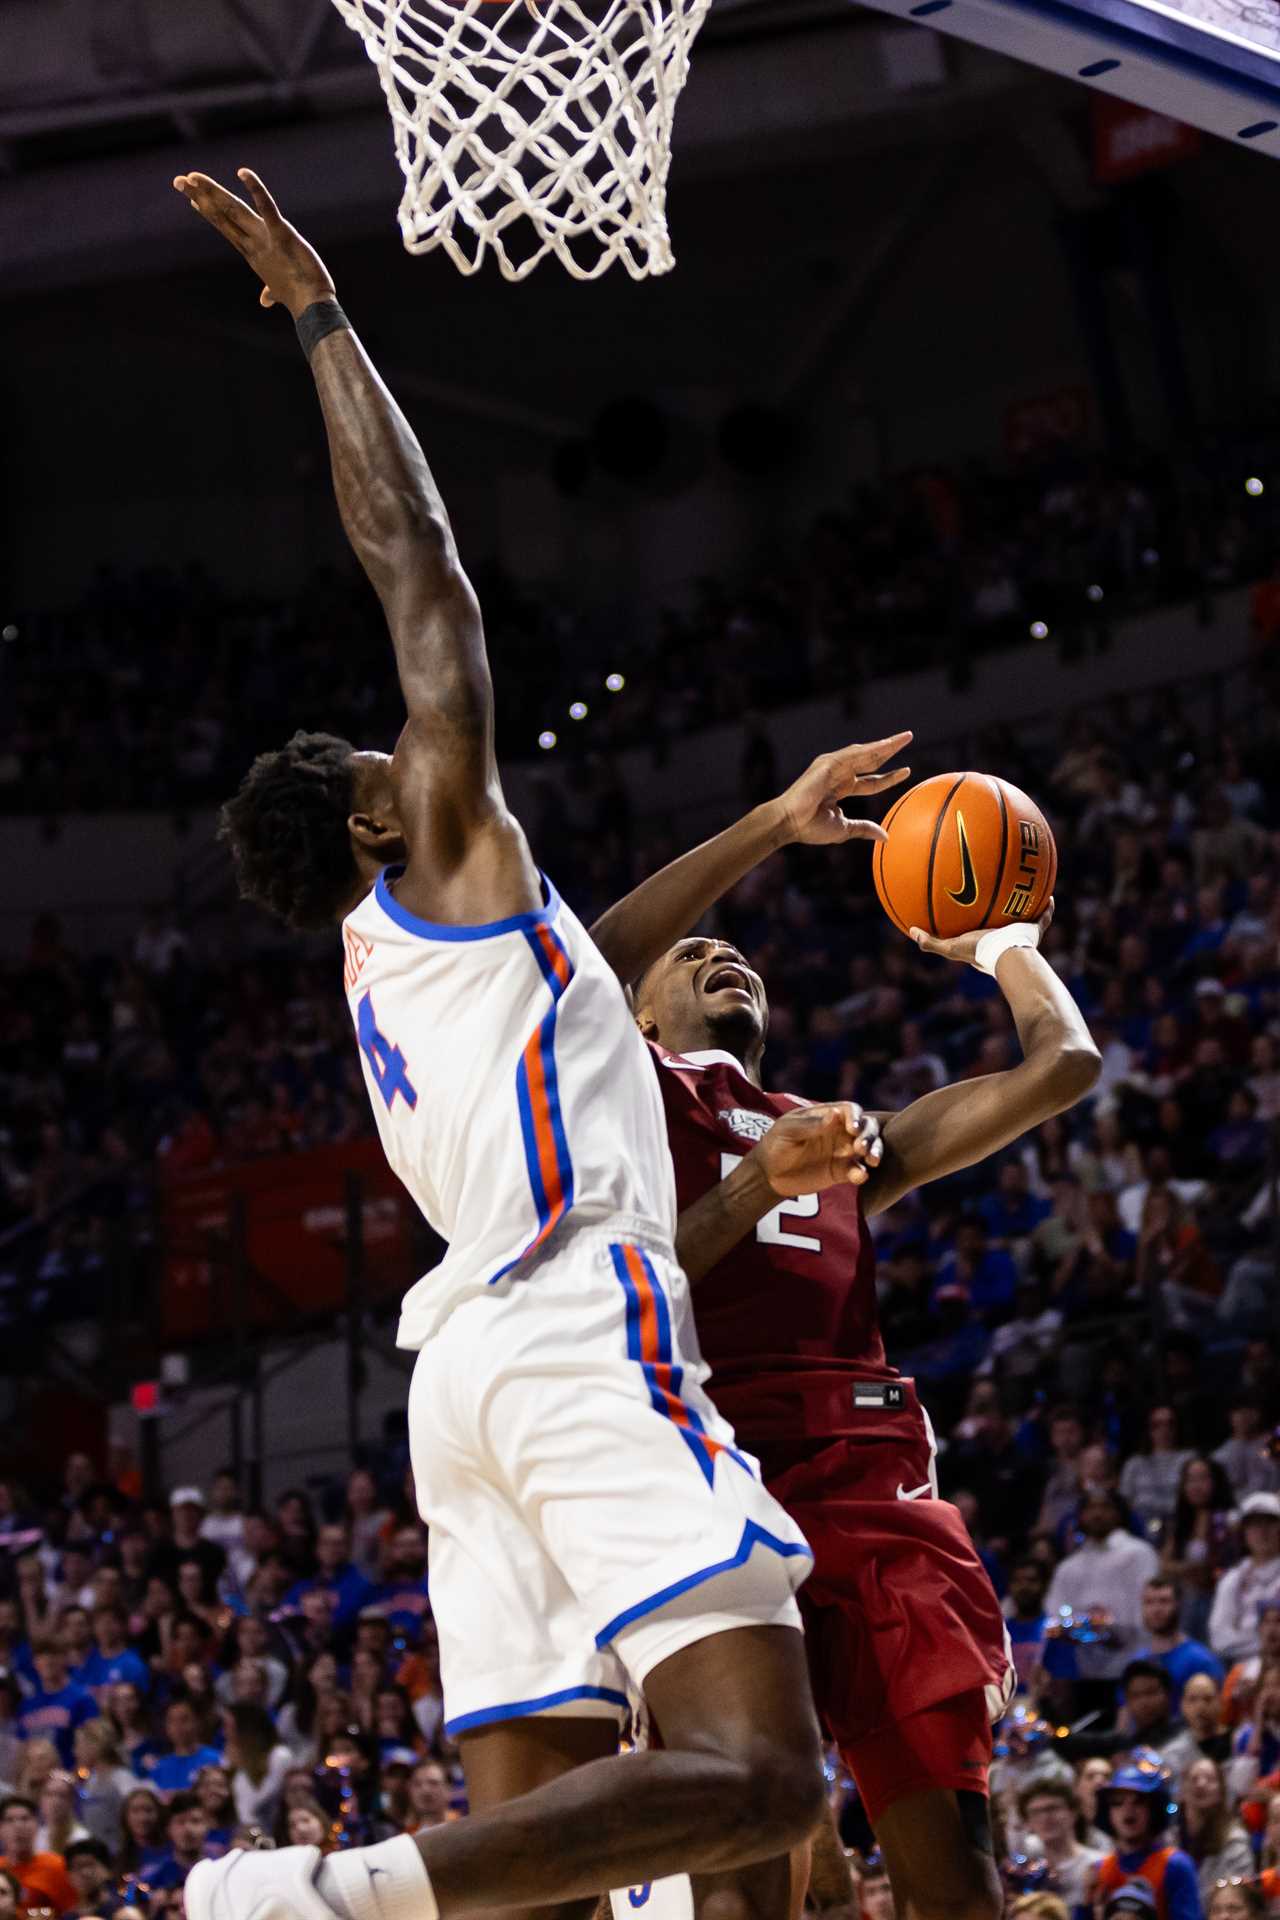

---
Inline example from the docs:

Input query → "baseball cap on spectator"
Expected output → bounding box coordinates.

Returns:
[170,1487,206,1510]
[1104,1885,1158,1920]
[1241,1493,1280,1522]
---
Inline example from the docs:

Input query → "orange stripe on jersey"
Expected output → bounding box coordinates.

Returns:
[534,922,573,989]
[522,1027,565,1222]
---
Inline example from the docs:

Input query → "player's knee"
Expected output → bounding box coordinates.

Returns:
[731,1736,827,1853]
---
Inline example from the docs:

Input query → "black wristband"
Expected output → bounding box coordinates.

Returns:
[295,299,350,362]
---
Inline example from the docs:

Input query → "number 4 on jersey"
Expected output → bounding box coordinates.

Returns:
[358,991,419,1112]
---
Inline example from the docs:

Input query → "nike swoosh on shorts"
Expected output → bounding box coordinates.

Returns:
[896,1482,933,1500]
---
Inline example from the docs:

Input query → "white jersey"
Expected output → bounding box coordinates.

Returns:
[342,865,677,1347]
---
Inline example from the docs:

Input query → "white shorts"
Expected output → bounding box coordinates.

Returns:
[407,1216,812,1737]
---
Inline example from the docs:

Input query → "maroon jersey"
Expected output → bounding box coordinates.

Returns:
[652,1042,896,1465]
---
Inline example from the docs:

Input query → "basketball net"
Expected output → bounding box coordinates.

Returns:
[329,0,712,280]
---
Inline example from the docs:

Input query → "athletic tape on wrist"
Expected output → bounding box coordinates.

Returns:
[972,922,1040,977]
[295,299,350,362]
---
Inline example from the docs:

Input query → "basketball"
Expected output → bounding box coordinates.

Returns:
[873,771,1057,941]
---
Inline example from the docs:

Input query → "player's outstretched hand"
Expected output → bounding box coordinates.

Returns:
[775,734,912,848]
[172,168,335,318]
[756,1102,881,1200]
[909,899,1055,964]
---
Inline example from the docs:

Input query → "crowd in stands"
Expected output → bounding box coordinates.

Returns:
[4,435,1280,813]
[3,455,1280,1916]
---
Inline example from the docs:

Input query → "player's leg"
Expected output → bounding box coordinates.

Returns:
[853,1694,1002,1920]
[459,1714,622,1920]
[407,1623,822,1911]
[874,1790,1000,1920]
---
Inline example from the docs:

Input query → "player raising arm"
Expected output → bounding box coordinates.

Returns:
[585,810,1099,1920]
[172,166,865,1920]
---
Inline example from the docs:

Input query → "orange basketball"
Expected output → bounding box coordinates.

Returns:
[873,771,1057,940]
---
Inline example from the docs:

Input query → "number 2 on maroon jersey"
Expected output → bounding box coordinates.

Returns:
[720,1152,822,1253]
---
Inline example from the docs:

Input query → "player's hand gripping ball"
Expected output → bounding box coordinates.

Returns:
[873,771,1057,940]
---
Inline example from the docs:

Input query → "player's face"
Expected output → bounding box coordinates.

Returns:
[636,938,767,1053]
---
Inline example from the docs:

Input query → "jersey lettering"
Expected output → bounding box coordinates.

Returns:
[357,991,419,1112]
[720,1151,821,1253]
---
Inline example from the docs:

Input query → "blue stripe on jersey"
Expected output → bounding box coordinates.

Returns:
[374,865,563,942]
[593,1517,813,1649]
[444,1683,629,1736]
[609,1243,754,1491]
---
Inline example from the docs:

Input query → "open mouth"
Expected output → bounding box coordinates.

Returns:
[702,961,754,998]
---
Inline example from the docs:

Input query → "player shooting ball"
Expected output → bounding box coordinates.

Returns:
[583,752,1100,1920]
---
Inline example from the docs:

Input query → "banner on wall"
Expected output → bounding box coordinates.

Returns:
[160,1139,417,1341]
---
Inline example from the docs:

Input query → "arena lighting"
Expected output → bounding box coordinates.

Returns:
[605,672,625,692]
[1142,548,1160,565]
[1029,619,1049,639]
[1086,584,1104,602]
[569,701,588,720]
[1246,476,1265,496]
[538,730,557,750]
[1,624,17,642]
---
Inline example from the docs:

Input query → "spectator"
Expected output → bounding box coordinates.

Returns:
[1075,1758,1114,1850]
[151,1490,225,1594]
[1018,1779,1104,1910]
[16,1644,95,1767]
[1223,1602,1280,1728]
[1176,1758,1253,1903]
[1093,1762,1202,1920]
[403,1760,452,1836]
[32,1775,86,1867]
[106,1683,162,1781]
[198,1471,246,1560]
[1134,1578,1226,1698]
[116,1787,166,1882]
[1228,1664,1280,1805]
[78,1606,149,1705]
[139,1791,210,1894]
[343,1472,391,1582]
[1213,1402,1280,1504]
[1203,1886,1261,1920]
[1162,1458,1240,1645]
[284,1523,374,1632]
[193,1763,235,1854]
[1163,1675,1233,1779]
[1059,1662,1180,1763]
[1122,1409,1197,1533]
[0,1795,77,1916]
[1036,1407,1089,1538]
[62,1838,119,1919]
[1209,1497,1280,1664]
[148,1698,221,1796]
[223,1705,293,1831]
[1006,1558,1054,1697]
[282,1799,332,1850]
[1045,1492,1160,1684]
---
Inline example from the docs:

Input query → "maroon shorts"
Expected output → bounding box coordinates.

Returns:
[716,1371,1013,1808]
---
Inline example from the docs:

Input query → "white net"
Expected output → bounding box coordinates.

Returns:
[330,0,712,281]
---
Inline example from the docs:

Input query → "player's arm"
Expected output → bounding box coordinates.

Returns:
[173,170,527,905]
[588,737,911,985]
[676,1103,880,1283]
[861,908,1100,1216]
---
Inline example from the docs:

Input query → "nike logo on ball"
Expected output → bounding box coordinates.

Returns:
[896,1481,932,1500]
[945,810,979,907]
